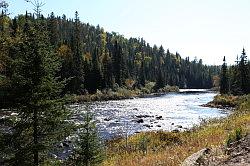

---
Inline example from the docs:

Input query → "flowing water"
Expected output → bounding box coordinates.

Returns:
[69,89,230,140]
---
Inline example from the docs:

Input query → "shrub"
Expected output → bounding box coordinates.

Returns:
[157,85,179,93]
[138,135,149,155]
[117,87,133,98]
[214,95,238,107]
[68,110,104,166]
[144,82,155,93]
[125,79,135,89]
[226,127,243,147]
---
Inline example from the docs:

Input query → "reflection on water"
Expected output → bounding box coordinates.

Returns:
[69,90,229,139]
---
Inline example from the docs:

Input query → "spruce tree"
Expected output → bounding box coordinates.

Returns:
[154,69,165,90]
[220,56,229,94]
[139,53,146,87]
[68,110,104,166]
[70,11,84,94]
[0,15,73,166]
[112,41,123,86]
[238,48,249,94]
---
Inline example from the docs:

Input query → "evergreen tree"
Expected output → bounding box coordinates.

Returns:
[102,50,113,89]
[220,56,229,94]
[224,48,250,95]
[238,48,249,94]
[112,41,123,86]
[85,48,102,93]
[48,12,59,46]
[0,16,72,166]
[68,110,104,166]
[69,11,84,94]
[154,69,165,90]
[230,65,241,95]
[139,53,146,87]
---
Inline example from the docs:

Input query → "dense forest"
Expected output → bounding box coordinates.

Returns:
[0,10,220,98]
[220,48,250,95]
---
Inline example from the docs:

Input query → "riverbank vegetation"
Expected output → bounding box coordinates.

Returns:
[101,94,250,166]
[202,95,239,108]
[70,84,179,103]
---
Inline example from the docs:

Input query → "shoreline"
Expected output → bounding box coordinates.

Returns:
[67,87,216,103]
[101,94,250,166]
[201,94,239,109]
[68,86,179,103]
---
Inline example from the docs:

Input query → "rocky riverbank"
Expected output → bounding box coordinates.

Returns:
[182,94,250,166]
[182,133,250,166]
[101,94,250,166]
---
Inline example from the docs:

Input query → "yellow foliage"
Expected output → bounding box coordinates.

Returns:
[0,16,11,30]
[213,75,220,87]
[125,79,135,89]
[84,52,92,61]
[144,56,152,64]
[57,44,72,60]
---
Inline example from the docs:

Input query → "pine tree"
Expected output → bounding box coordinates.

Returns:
[0,16,73,166]
[154,69,165,90]
[102,50,113,89]
[68,110,104,166]
[220,56,229,94]
[48,12,59,46]
[139,53,146,87]
[70,11,84,94]
[86,48,102,93]
[112,41,123,86]
[238,48,249,94]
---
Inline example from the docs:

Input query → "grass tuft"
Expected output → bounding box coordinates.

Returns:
[101,94,250,166]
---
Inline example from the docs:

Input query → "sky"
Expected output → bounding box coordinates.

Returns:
[5,0,250,65]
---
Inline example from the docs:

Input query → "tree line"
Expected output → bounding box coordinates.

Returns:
[1,10,219,98]
[220,48,250,95]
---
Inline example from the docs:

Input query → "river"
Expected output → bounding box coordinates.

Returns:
[69,89,229,140]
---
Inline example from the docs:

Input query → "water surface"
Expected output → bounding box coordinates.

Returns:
[70,89,229,139]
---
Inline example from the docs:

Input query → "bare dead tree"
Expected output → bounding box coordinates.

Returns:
[0,0,9,16]
[25,0,45,18]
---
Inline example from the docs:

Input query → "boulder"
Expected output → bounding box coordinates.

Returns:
[143,124,151,128]
[104,117,111,121]
[172,129,180,133]
[176,125,183,128]
[156,116,163,120]
[136,119,144,123]
[181,148,211,166]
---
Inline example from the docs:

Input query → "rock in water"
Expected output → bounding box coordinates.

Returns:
[156,116,163,120]
[136,119,144,123]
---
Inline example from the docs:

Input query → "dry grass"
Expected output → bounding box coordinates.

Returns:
[101,95,250,166]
